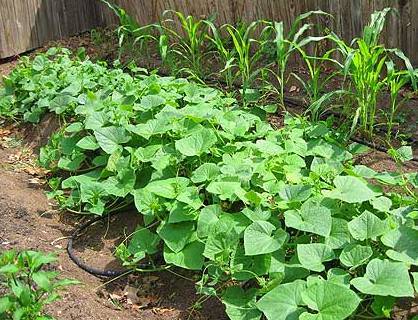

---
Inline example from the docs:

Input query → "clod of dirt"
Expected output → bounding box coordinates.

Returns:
[23,113,61,152]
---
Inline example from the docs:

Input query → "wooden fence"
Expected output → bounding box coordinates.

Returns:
[1,0,418,65]
[0,0,105,59]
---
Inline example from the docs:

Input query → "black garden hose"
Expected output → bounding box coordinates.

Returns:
[67,212,153,278]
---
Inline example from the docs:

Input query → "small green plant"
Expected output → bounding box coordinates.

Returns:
[384,59,416,142]
[204,20,237,89]
[157,10,213,81]
[0,250,78,320]
[100,0,155,59]
[293,39,344,121]
[223,20,269,106]
[90,29,106,46]
[338,36,388,137]
[262,11,330,110]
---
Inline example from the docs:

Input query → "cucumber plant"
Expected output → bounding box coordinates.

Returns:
[1,51,417,320]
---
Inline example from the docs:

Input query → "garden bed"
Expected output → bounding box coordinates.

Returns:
[0,13,417,319]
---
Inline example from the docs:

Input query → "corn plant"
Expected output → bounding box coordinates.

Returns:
[222,21,270,106]
[100,0,156,59]
[157,10,213,81]
[292,39,345,120]
[384,59,416,142]
[262,11,330,110]
[336,8,417,138]
[338,38,387,137]
[204,21,237,89]
[335,8,390,138]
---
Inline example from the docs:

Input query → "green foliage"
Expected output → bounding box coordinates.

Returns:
[100,0,155,57]
[0,47,133,123]
[0,250,78,320]
[204,20,238,89]
[157,10,213,80]
[100,5,418,143]
[1,47,417,320]
[263,11,331,110]
[333,8,417,138]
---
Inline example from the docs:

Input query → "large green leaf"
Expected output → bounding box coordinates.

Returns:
[339,244,373,268]
[325,218,352,249]
[284,199,332,237]
[103,168,136,197]
[128,227,160,257]
[222,287,262,320]
[381,226,418,265]
[197,205,222,239]
[348,210,388,241]
[297,243,335,272]
[94,126,131,154]
[163,241,205,270]
[175,128,217,156]
[370,196,392,213]
[300,279,360,320]
[230,246,270,281]
[145,177,190,199]
[255,139,284,155]
[157,221,196,253]
[279,185,312,202]
[132,119,170,139]
[244,221,287,256]
[168,201,197,223]
[0,296,12,313]
[206,181,246,200]
[76,135,99,150]
[323,176,380,203]
[140,94,166,110]
[132,188,162,216]
[134,144,162,163]
[307,139,351,161]
[203,213,250,260]
[176,186,203,210]
[256,280,306,320]
[191,163,220,183]
[351,259,414,297]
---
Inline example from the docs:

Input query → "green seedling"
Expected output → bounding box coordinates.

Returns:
[0,250,78,320]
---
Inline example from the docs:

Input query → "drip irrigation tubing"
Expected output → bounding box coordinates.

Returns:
[67,212,154,278]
